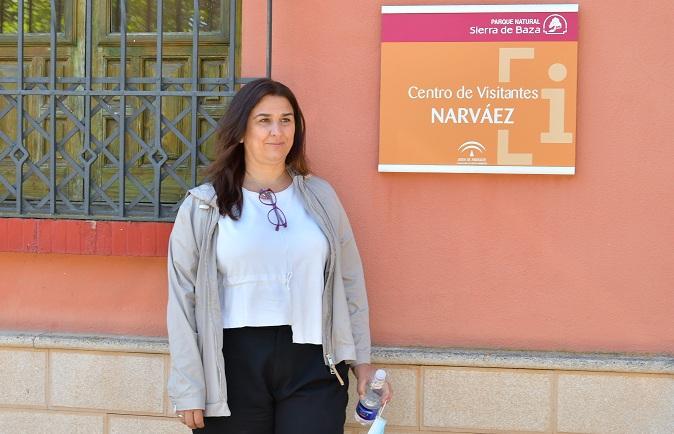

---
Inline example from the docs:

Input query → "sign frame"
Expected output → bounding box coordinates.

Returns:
[378,4,579,175]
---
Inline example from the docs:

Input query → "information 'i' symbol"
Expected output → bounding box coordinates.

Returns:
[496,48,534,165]
[541,63,573,143]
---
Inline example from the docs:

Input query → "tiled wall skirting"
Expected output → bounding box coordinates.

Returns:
[1,332,672,434]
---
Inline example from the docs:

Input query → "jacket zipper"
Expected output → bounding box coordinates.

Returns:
[213,328,225,401]
[203,204,225,402]
[325,353,345,386]
[293,175,344,387]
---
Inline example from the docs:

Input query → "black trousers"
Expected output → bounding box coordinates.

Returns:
[193,325,349,434]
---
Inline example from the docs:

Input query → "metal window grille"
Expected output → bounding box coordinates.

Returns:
[0,0,272,221]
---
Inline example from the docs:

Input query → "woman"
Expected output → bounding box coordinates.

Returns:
[167,78,392,433]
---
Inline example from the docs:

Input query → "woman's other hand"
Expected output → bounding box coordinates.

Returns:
[351,363,393,404]
[176,409,205,429]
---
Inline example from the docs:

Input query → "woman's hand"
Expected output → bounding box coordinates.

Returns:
[176,409,205,429]
[351,363,393,404]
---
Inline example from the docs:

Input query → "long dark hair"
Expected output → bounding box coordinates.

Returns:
[206,79,310,218]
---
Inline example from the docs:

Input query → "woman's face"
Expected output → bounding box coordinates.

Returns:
[242,95,296,169]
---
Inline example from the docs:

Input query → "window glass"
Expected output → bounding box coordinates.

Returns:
[0,0,64,34]
[110,0,222,33]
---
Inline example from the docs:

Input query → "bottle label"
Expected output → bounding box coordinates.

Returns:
[355,402,378,421]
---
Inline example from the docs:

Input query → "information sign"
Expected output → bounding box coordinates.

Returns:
[379,4,579,174]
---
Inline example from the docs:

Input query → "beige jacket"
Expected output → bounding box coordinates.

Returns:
[166,172,371,416]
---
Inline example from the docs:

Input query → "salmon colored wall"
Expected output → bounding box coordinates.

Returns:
[267,0,674,353]
[2,1,672,354]
[241,0,267,78]
[0,253,166,335]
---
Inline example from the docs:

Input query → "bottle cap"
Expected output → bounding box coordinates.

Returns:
[374,369,386,381]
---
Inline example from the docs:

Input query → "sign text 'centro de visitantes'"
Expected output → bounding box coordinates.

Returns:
[378,4,579,175]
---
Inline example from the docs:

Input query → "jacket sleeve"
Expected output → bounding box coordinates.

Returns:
[335,194,372,366]
[166,194,206,410]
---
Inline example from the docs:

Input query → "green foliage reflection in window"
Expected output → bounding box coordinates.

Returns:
[0,0,64,34]
[110,0,222,33]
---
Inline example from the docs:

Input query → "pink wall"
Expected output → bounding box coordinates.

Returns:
[2,1,672,355]
[0,253,166,336]
[266,0,674,353]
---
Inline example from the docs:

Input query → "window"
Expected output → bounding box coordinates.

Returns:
[0,0,269,221]
[110,0,222,34]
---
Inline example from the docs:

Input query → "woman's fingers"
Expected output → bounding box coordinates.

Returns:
[357,375,369,398]
[193,409,205,428]
[183,410,196,429]
[352,363,373,398]
[352,363,394,404]
[382,381,394,404]
[179,409,205,429]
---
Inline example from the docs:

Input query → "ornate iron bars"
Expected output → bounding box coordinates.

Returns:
[0,0,271,221]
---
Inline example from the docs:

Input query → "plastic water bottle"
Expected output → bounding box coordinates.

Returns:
[354,369,387,425]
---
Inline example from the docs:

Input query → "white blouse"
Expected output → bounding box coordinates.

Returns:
[215,184,329,344]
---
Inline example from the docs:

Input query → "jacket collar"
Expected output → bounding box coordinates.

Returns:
[188,183,218,208]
